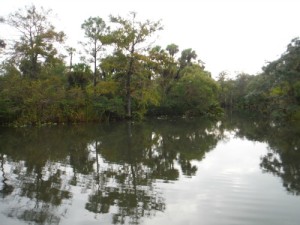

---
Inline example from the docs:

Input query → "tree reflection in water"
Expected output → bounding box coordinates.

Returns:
[223,112,300,196]
[0,118,220,224]
[1,115,300,224]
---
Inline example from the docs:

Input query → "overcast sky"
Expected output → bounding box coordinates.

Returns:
[1,0,300,78]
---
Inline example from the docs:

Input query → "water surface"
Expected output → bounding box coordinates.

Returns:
[0,115,300,225]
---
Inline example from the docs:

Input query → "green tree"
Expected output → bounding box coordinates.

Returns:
[67,63,92,89]
[4,5,65,78]
[146,45,179,115]
[166,43,179,58]
[167,65,221,117]
[179,48,197,68]
[65,46,76,70]
[109,12,162,118]
[81,17,108,86]
[263,37,300,119]
[173,48,198,80]
[217,71,230,107]
[232,73,255,107]
[232,37,300,120]
[149,44,177,78]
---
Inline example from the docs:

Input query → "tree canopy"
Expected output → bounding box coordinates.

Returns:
[1,5,300,126]
[3,5,65,78]
[0,6,222,126]
[217,37,300,121]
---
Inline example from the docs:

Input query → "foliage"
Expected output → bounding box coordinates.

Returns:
[81,17,109,85]
[0,6,224,125]
[3,5,65,78]
[179,48,197,69]
[166,43,179,57]
[67,63,93,89]
[218,37,300,121]
[108,12,163,118]
[167,65,221,117]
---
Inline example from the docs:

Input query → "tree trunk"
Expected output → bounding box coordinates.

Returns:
[93,39,97,87]
[126,54,134,119]
[126,68,132,118]
[69,51,73,70]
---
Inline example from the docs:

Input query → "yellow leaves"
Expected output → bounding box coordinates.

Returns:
[87,80,119,96]
[270,87,284,96]
[270,82,289,97]
[134,87,161,107]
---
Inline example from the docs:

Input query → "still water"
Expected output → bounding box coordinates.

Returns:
[0,115,300,225]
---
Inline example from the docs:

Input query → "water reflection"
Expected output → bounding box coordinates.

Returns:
[223,112,300,195]
[1,115,300,224]
[0,118,221,224]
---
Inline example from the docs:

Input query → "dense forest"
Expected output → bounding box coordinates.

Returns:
[217,37,300,121]
[0,5,299,126]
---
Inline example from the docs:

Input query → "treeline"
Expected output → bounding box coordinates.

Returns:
[217,37,300,121]
[0,5,221,126]
[1,5,299,126]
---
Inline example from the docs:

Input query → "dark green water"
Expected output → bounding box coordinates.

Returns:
[0,115,300,225]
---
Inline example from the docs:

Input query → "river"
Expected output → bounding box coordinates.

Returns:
[0,114,300,225]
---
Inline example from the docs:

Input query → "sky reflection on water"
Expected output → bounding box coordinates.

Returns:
[1,115,300,225]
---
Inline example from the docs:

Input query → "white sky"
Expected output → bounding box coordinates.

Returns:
[1,0,300,78]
